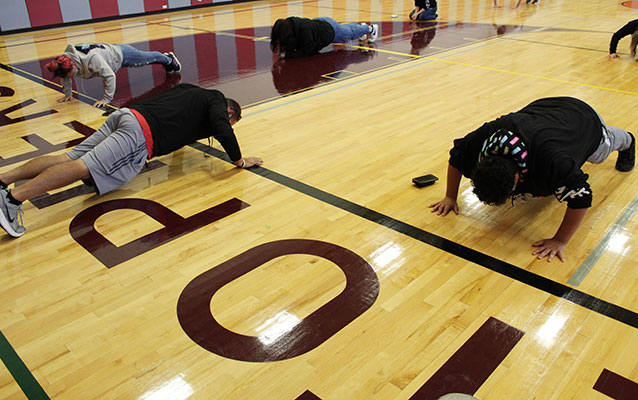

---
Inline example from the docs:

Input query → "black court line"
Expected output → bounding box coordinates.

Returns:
[192,143,638,330]
[0,62,116,112]
[3,32,637,330]
[503,36,615,54]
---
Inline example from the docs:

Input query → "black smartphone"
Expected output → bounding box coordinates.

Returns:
[412,173,438,188]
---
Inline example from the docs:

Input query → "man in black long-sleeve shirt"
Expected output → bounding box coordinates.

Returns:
[0,83,263,238]
[609,19,638,59]
[429,97,634,262]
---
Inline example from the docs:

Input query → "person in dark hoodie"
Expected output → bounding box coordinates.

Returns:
[608,19,638,59]
[410,0,438,21]
[46,43,182,108]
[0,83,263,238]
[270,17,378,59]
[429,97,635,262]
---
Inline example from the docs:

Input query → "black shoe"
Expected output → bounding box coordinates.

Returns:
[616,132,635,172]
[163,52,181,73]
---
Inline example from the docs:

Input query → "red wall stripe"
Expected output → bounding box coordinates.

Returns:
[24,0,63,28]
[89,0,120,20]
[144,0,170,12]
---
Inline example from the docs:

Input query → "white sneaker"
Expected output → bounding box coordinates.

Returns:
[358,23,368,41]
[369,24,379,43]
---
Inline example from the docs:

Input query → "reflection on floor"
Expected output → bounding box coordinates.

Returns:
[9,20,539,108]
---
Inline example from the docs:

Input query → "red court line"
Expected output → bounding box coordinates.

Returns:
[593,369,638,400]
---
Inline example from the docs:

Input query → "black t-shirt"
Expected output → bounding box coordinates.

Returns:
[609,19,638,54]
[415,0,437,9]
[449,97,603,209]
[131,83,242,161]
[284,17,335,58]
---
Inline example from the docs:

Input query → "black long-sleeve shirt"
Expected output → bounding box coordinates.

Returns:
[609,19,638,54]
[131,83,242,161]
[449,97,603,209]
[283,17,335,58]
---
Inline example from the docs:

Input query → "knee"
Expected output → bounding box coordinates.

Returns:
[69,158,90,179]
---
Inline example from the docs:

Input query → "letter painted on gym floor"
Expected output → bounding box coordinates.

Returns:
[69,198,249,268]
[177,239,380,362]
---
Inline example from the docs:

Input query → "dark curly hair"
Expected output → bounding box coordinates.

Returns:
[270,18,296,55]
[471,156,518,205]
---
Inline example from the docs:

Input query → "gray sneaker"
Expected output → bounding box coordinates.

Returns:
[0,190,25,238]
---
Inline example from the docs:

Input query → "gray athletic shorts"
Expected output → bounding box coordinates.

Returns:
[587,109,633,164]
[67,108,149,195]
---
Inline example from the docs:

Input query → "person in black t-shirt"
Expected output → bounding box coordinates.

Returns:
[609,19,638,59]
[0,84,263,238]
[410,0,438,21]
[428,97,635,262]
[270,17,378,59]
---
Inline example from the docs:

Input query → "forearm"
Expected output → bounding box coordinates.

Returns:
[552,207,588,244]
[445,163,462,199]
[62,77,73,97]
[609,33,622,54]
[102,76,115,102]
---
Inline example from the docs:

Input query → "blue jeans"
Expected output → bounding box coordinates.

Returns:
[409,8,438,21]
[314,17,370,43]
[116,44,171,68]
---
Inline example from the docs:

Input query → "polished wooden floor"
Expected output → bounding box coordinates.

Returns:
[2,0,638,398]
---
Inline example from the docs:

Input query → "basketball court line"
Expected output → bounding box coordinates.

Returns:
[430,57,638,95]
[4,14,633,284]
[1,13,637,400]
[503,36,616,54]
[0,330,49,399]
[568,196,638,286]
[192,143,638,329]
[0,62,109,107]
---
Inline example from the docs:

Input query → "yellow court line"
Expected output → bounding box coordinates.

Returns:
[430,58,638,95]
[335,43,420,58]
[215,31,261,40]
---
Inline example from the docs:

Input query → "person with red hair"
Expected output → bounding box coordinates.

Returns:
[47,43,181,108]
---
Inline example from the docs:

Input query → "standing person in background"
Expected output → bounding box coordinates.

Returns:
[608,19,638,59]
[47,43,182,108]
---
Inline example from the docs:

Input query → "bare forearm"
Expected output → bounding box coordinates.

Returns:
[553,207,588,244]
[445,163,462,199]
